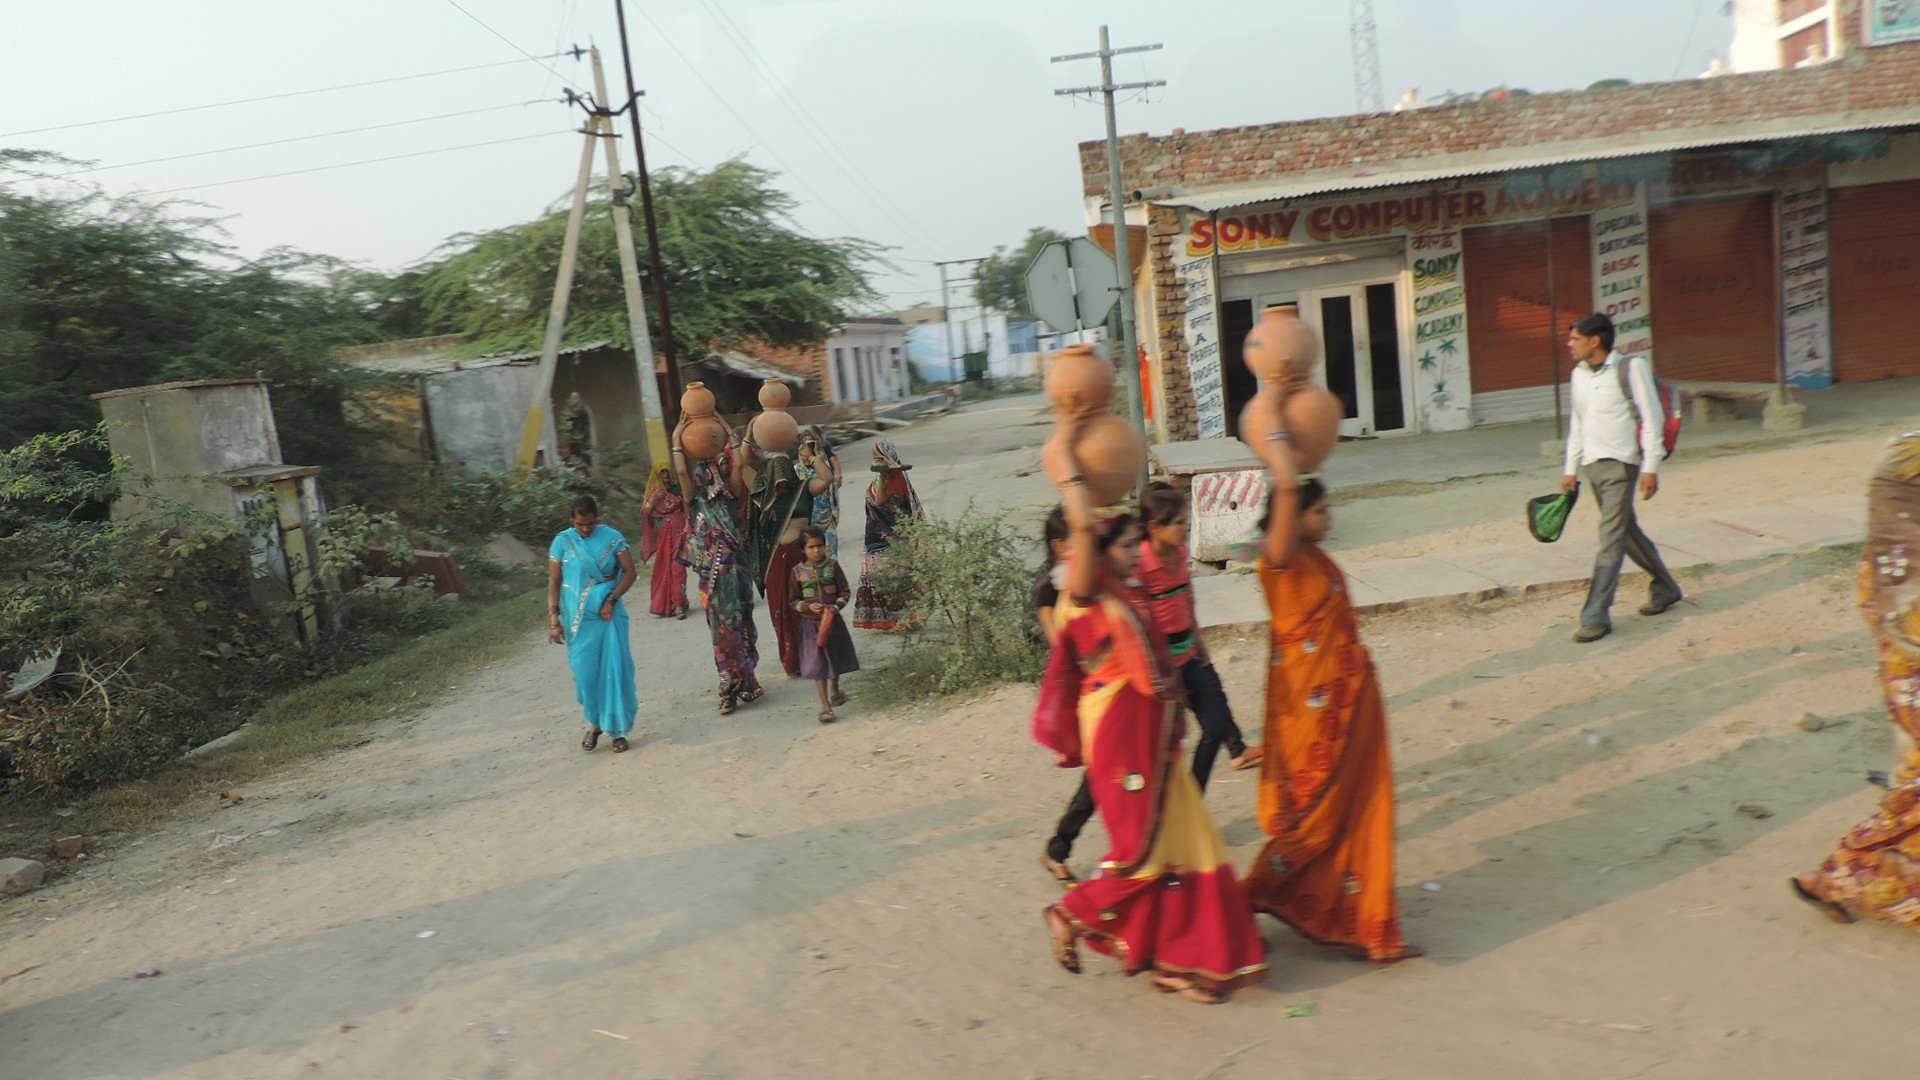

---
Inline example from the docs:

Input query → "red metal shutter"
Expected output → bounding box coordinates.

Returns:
[1832,179,1920,383]
[1463,217,1593,392]
[1646,196,1777,382]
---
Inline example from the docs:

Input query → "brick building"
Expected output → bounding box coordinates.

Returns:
[1084,1,1920,444]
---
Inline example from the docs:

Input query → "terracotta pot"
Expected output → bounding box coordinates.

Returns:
[751,408,799,453]
[1242,307,1318,381]
[680,415,728,461]
[1045,413,1147,507]
[1043,343,1114,418]
[681,381,716,418]
[758,378,792,410]
[1238,383,1343,474]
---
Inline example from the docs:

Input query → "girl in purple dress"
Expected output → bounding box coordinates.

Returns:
[789,526,859,722]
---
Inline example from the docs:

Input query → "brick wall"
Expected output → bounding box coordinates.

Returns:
[1079,5,1909,199]
[738,342,829,406]
[1146,203,1200,441]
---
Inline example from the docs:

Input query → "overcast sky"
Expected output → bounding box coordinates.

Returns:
[2,0,1731,317]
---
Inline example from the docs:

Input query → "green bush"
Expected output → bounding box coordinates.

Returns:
[856,505,1047,702]
[406,466,625,548]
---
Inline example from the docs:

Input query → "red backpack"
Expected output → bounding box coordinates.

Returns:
[1615,355,1682,458]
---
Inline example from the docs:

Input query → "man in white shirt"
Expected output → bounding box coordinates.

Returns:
[1560,312,1683,643]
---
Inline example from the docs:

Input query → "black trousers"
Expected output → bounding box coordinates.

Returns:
[1184,659,1245,791]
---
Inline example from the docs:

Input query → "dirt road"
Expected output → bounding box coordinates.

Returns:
[3,405,1917,1078]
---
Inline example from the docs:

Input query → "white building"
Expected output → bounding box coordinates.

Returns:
[825,318,910,405]
[1728,0,1840,71]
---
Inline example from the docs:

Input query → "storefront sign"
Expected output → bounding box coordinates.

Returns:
[1780,177,1833,388]
[1864,2,1920,46]
[1590,189,1654,361]
[1410,230,1473,430]
[1184,179,1641,257]
[1170,223,1229,439]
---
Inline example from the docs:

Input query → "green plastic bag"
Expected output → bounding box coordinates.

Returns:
[1526,485,1579,543]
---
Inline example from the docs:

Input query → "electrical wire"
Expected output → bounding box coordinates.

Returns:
[1,54,572,139]
[50,100,555,180]
[695,0,956,258]
[140,130,571,196]
[441,0,574,84]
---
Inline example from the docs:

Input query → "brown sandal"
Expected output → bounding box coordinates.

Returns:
[1151,975,1225,1004]
[582,729,600,752]
[1043,907,1081,974]
[611,737,630,753]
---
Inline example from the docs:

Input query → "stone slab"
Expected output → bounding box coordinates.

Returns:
[1709,506,1862,547]
[1649,519,1799,562]
[1341,556,1502,606]
[1787,493,1866,523]
[1434,544,1591,594]
[0,857,45,896]
[1192,572,1267,631]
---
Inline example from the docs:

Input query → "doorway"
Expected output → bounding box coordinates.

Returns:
[1300,281,1407,437]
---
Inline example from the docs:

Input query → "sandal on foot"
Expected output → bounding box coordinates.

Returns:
[830,690,848,707]
[1151,975,1225,1004]
[1791,876,1856,924]
[1346,943,1427,964]
[582,729,600,752]
[611,737,630,753]
[1230,745,1265,771]
[818,709,836,723]
[719,697,737,716]
[1040,854,1078,885]
[1043,908,1081,974]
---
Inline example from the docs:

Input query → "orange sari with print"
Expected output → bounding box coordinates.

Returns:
[1798,433,1920,925]
[1032,576,1267,991]
[1245,545,1412,962]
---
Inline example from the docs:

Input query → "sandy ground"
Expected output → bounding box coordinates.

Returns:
[4,406,1919,1078]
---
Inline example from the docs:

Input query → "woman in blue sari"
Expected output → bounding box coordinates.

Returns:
[546,495,641,752]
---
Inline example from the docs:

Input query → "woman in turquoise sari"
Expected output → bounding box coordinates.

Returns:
[546,495,641,752]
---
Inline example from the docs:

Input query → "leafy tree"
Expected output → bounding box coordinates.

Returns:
[974,226,1069,319]
[408,157,883,358]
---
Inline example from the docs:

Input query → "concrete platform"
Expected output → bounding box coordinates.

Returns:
[1709,506,1863,547]
[1789,493,1866,521]
[1434,544,1593,594]
[1342,556,1503,607]
[1648,519,1801,562]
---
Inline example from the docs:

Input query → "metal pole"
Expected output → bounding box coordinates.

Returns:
[1772,189,1787,398]
[937,261,956,383]
[1544,172,1564,441]
[516,118,601,474]
[611,0,683,422]
[588,47,670,472]
[1098,25,1148,491]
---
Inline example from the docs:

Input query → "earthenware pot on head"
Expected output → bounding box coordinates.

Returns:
[1242,307,1318,381]
[751,408,800,454]
[1045,413,1147,508]
[1043,343,1114,419]
[758,378,792,411]
[681,381,717,418]
[680,415,729,461]
[1238,384,1343,475]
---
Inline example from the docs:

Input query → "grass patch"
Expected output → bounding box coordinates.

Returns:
[1,583,545,857]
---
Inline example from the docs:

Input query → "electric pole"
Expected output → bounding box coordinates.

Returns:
[611,0,684,422]
[934,257,985,383]
[516,106,602,474]
[1052,26,1163,467]
[1350,0,1385,114]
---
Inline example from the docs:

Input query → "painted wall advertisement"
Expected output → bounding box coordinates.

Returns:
[1864,0,1920,46]
[1409,228,1473,432]
[1589,188,1653,362]
[1780,177,1833,388]
[1171,219,1229,439]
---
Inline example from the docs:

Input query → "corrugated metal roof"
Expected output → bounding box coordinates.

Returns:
[1161,107,1920,213]
[348,340,617,375]
[696,351,809,386]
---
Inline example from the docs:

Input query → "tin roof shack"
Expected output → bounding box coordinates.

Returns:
[337,336,660,479]
[91,380,330,643]
[1085,4,1920,446]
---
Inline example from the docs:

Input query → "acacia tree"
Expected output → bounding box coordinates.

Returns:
[973,226,1068,319]
[408,158,884,358]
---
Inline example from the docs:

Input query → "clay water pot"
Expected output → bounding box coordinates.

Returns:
[758,378,792,410]
[1242,307,1318,381]
[681,381,717,418]
[1238,383,1343,474]
[680,415,728,461]
[751,408,799,453]
[1043,343,1114,418]
[1045,413,1147,508]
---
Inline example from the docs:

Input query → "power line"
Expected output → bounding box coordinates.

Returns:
[0,54,572,139]
[441,0,574,83]
[141,130,570,196]
[50,99,554,180]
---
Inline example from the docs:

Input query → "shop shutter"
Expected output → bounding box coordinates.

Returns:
[1832,179,1920,383]
[1464,218,1593,394]
[1646,196,1776,383]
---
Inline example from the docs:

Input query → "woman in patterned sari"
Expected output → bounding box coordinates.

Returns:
[799,426,841,557]
[1243,405,1420,964]
[546,495,639,752]
[640,463,689,619]
[746,434,815,679]
[672,417,764,715]
[853,440,921,630]
[1033,417,1267,1005]
[1795,431,1920,927]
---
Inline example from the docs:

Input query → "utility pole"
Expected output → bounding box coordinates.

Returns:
[1053,26,1163,473]
[587,46,670,470]
[516,109,602,474]
[1350,0,1385,114]
[611,0,684,422]
[934,257,985,383]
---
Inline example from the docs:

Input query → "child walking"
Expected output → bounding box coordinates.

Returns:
[1033,508,1094,885]
[790,526,859,722]
[1138,482,1261,789]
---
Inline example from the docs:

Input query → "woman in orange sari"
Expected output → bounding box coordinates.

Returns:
[1794,431,1920,926]
[1034,419,1267,1004]
[1243,404,1420,964]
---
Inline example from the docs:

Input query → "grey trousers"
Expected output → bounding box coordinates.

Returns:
[1580,458,1682,630]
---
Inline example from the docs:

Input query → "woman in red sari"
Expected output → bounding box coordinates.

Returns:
[1242,393,1421,964]
[1034,418,1268,1005]
[640,463,689,619]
